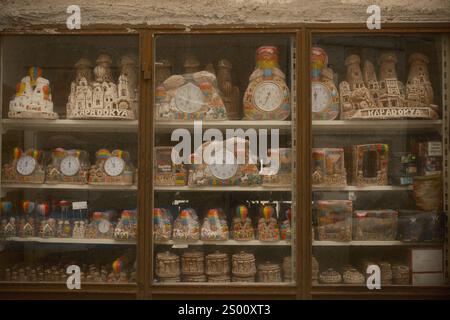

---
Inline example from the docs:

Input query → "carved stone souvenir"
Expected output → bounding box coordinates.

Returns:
[392,264,410,285]
[319,268,342,284]
[243,46,290,120]
[349,144,389,186]
[282,256,292,282]
[206,251,229,280]
[181,251,205,276]
[261,148,292,186]
[153,208,173,241]
[85,211,114,239]
[155,59,172,86]
[312,148,347,187]
[376,53,406,109]
[88,149,135,186]
[8,67,58,119]
[2,148,45,184]
[363,60,381,102]
[120,54,139,117]
[66,54,136,120]
[257,205,280,241]
[156,251,181,282]
[280,208,292,241]
[45,148,89,184]
[155,70,227,120]
[231,252,256,281]
[353,210,398,241]
[339,54,376,119]
[343,268,365,284]
[114,210,137,241]
[201,208,229,241]
[1,217,17,238]
[18,217,35,237]
[183,274,207,283]
[188,137,262,187]
[378,261,393,285]
[154,147,187,186]
[172,208,200,241]
[231,205,254,241]
[257,262,282,283]
[311,47,339,120]
[315,200,352,242]
[217,59,241,119]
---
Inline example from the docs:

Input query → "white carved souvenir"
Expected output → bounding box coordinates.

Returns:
[8,67,58,119]
[66,54,136,120]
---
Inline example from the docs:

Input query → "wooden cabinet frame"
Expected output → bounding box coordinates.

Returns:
[0,23,449,300]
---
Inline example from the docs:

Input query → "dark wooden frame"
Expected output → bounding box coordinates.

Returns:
[0,23,449,300]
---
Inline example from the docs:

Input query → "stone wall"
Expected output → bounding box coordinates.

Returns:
[1,0,449,30]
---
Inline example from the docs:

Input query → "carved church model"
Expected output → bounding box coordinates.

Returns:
[66,54,137,120]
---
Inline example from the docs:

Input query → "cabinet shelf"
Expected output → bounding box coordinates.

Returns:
[313,185,412,192]
[1,183,137,191]
[313,241,443,247]
[1,119,138,133]
[156,240,291,246]
[154,185,291,192]
[1,237,135,245]
[312,120,442,134]
[154,120,292,133]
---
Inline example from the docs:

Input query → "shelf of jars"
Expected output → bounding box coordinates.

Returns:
[1,119,138,133]
[1,237,135,245]
[155,239,291,246]
[1,183,138,191]
[312,120,442,134]
[313,240,442,247]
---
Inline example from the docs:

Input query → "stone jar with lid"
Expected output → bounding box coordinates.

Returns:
[232,251,257,279]
[206,251,229,278]
[156,251,180,282]
[258,262,282,283]
[181,250,205,276]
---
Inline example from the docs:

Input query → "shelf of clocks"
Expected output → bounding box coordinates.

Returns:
[155,240,291,246]
[154,186,291,192]
[1,237,135,245]
[1,183,138,192]
[154,120,292,133]
[1,119,138,133]
[312,120,442,134]
[313,240,443,247]
[312,185,412,192]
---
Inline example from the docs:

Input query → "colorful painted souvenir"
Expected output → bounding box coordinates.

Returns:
[315,200,353,242]
[39,218,56,238]
[172,208,200,241]
[2,148,45,184]
[18,201,35,237]
[280,208,292,241]
[353,210,398,241]
[1,217,17,238]
[188,137,262,187]
[8,67,58,119]
[46,148,89,184]
[312,148,347,187]
[114,210,137,241]
[85,211,114,239]
[155,69,227,120]
[261,148,292,186]
[88,149,135,185]
[349,144,389,186]
[154,147,187,186]
[66,54,136,120]
[153,208,173,241]
[257,205,280,241]
[231,205,254,241]
[311,47,339,120]
[200,208,229,241]
[243,46,290,120]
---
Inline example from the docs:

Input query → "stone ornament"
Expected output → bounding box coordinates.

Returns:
[156,71,227,120]
[232,251,256,282]
[353,210,398,241]
[154,146,187,186]
[66,54,136,120]
[406,53,438,111]
[232,205,254,241]
[113,210,137,241]
[350,144,389,186]
[8,67,58,119]
[392,264,410,285]
[261,148,292,186]
[342,268,365,284]
[312,148,347,187]
[206,251,230,281]
[257,205,280,241]
[45,148,89,184]
[243,46,290,120]
[153,208,173,241]
[257,262,282,283]
[188,138,262,187]
[181,251,205,276]
[315,200,353,242]
[200,208,229,241]
[156,251,181,282]
[319,268,342,284]
[282,256,292,282]
[2,148,45,184]
[172,208,200,241]
[217,59,241,120]
[88,149,135,186]
[311,47,340,120]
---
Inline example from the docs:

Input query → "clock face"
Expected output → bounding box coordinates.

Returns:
[98,220,111,234]
[312,83,332,113]
[104,157,125,177]
[253,82,284,112]
[60,155,80,176]
[174,82,205,113]
[207,149,238,180]
[16,156,37,176]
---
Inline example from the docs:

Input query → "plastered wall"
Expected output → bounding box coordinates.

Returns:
[0,0,449,30]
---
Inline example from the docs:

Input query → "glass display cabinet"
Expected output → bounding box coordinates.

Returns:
[309,32,450,296]
[0,35,140,297]
[150,33,299,292]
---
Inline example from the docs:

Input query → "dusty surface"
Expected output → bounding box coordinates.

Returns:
[0,0,449,30]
